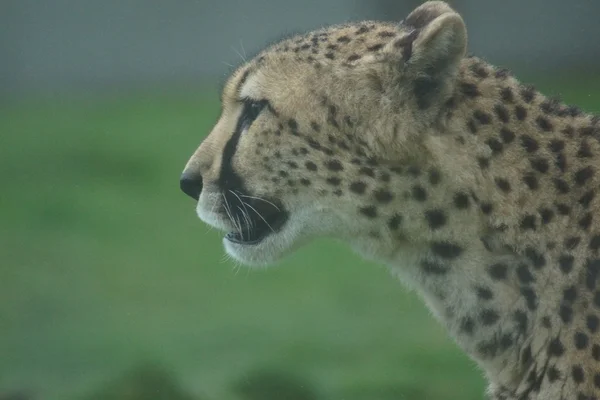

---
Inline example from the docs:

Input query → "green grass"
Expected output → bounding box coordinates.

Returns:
[1,77,598,400]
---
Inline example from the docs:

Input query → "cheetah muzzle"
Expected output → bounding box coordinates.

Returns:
[180,1,600,399]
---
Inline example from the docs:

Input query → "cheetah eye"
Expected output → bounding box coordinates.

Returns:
[240,98,268,131]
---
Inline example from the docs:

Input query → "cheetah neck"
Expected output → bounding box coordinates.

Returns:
[350,56,600,399]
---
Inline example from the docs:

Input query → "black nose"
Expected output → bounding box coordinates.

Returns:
[180,170,203,200]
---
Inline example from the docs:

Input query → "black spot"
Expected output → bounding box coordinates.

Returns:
[428,169,441,185]
[347,54,361,62]
[494,104,510,123]
[359,206,377,218]
[487,138,504,155]
[476,286,494,300]
[278,170,289,178]
[579,213,593,230]
[594,344,600,361]
[595,291,600,308]
[539,208,553,224]
[337,35,351,43]
[542,316,552,328]
[563,286,577,303]
[556,203,571,215]
[300,178,311,186]
[480,309,500,326]
[477,339,499,358]
[572,365,585,383]
[574,332,589,350]
[536,116,553,132]
[500,127,515,143]
[564,237,581,249]
[515,105,527,121]
[480,202,493,215]
[516,264,535,284]
[430,241,463,259]
[520,135,539,153]
[559,254,574,274]
[425,209,447,230]
[520,85,536,103]
[590,235,600,251]
[588,314,600,333]
[374,189,394,203]
[530,158,549,173]
[522,345,532,365]
[525,247,545,269]
[412,185,427,201]
[305,161,317,171]
[547,337,565,357]
[460,82,480,97]
[421,259,449,275]
[454,192,470,209]
[577,141,593,158]
[388,214,402,230]
[500,87,514,103]
[574,166,594,186]
[467,119,478,134]
[326,177,341,186]
[367,43,384,52]
[350,181,367,194]
[560,304,573,323]
[595,372,600,389]
[407,166,420,177]
[555,153,567,173]
[359,167,375,178]
[495,178,511,193]
[477,157,490,169]
[520,215,536,230]
[513,310,528,333]
[580,125,597,136]
[547,366,561,383]
[521,287,538,310]
[579,190,595,208]
[471,63,489,78]
[523,174,538,190]
[460,317,475,335]
[325,159,344,172]
[473,110,492,124]
[377,30,396,38]
[553,178,570,194]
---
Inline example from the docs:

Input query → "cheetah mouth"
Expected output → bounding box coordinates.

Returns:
[224,201,289,246]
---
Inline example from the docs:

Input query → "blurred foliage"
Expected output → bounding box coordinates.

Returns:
[232,369,319,400]
[82,364,198,400]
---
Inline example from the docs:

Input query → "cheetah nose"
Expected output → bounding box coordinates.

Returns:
[180,170,203,201]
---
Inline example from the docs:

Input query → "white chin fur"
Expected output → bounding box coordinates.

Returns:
[195,193,340,267]
[223,214,301,267]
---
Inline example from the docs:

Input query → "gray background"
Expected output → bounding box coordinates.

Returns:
[2,0,599,98]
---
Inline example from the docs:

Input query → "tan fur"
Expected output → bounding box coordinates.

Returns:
[182,2,600,399]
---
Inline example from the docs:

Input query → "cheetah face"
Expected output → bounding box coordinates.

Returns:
[180,1,467,266]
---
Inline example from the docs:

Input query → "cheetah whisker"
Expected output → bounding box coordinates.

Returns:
[245,203,276,233]
[237,194,281,211]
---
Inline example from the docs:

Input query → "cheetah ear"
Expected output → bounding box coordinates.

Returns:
[394,2,467,106]
[400,1,467,70]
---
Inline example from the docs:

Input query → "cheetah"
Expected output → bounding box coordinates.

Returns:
[179,2,600,399]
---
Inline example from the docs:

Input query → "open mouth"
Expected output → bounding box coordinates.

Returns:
[224,199,289,245]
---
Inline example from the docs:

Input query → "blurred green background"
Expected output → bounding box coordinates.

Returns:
[2,1,600,399]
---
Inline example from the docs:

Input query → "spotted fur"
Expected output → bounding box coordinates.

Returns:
[181,2,600,399]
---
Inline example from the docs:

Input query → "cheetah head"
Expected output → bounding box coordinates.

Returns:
[181,1,468,266]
